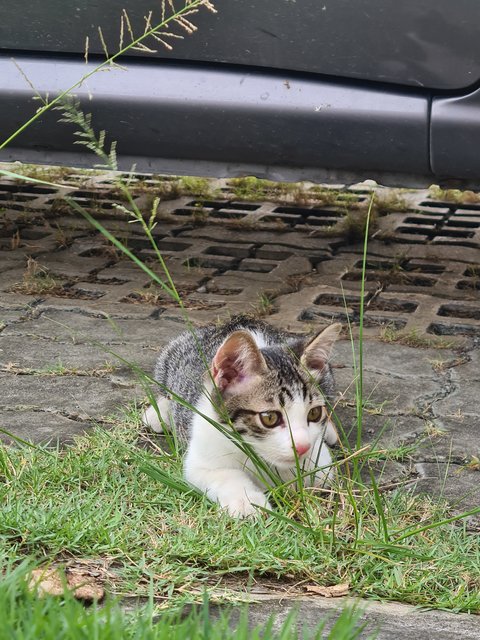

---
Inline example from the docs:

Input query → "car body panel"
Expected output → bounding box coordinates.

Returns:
[2,2,480,186]
[431,88,480,181]
[1,0,480,90]
[0,56,430,183]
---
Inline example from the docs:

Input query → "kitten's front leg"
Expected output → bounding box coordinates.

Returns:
[185,458,271,517]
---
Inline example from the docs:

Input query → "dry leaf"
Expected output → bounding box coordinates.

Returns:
[29,566,104,602]
[305,583,350,598]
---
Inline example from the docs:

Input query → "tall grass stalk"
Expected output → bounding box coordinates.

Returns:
[0,0,216,153]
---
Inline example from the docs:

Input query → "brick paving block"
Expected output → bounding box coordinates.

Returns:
[258,213,303,225]
[188,255,238,270]
[432,235,479,247]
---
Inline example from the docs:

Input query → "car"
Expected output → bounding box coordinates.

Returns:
[1,0,480,188]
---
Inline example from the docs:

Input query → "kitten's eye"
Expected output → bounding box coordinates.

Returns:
[259,411,282,428]
[307,406,324,423]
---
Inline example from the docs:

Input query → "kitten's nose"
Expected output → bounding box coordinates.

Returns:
[295,443,310,456]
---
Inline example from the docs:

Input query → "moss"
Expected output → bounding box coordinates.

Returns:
[429,185,480,204]
[372,190,409,215]
[179,176,216,199]
[12,164,76,183]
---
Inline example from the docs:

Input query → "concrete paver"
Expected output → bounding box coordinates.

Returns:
[212,596,480,639]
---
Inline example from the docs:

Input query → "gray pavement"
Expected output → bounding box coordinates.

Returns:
[209,596,480,639]
[0,169,479,635]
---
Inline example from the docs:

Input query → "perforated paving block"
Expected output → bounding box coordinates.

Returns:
[0,168,479,339]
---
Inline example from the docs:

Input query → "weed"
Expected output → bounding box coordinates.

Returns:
[252,293,276,317]
[423,422,448,438]
[372,190,408,215]
[10,230,21,250]
[10,258,65,295]
[2,360,116,377]
[465,456,480,471]
[52,223,74,249]
[318,206,378,242]
[379,325,456,349]
[229,177,357,209]
[11,164,76,184]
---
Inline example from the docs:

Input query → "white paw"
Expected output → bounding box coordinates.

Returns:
[142,397,171,433]
[324,420,339,446]
[221,491,271,518]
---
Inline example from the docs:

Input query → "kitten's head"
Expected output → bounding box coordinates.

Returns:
[209,324,341,471]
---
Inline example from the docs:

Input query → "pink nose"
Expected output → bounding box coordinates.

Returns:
[295,443,310,456]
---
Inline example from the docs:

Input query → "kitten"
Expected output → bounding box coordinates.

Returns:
[142,315,341,517]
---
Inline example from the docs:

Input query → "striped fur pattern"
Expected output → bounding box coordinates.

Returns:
[143,315,342,517]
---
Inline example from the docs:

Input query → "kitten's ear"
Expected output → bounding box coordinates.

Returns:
[300,323,342,377]
[212,331,268,394]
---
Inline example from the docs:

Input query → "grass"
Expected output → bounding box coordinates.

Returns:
[0,415,479,614]
[2,360,116,377]
[1,561,374,640]
[379,325,457,349]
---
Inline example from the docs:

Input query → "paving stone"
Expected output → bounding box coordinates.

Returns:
[334,367,441,416]
[0,373,137,420]
[0,305,30,326]
[0,258,24,273]
[32,250,110,278]
[333,406,429,449]
[0,409,91,445]
[412,422,478,461]
[432,384,480,418]
[210,597,480,639]
[334,339,444,379]
[0,334,158,373]
[2,308,186,346]
[414,462,480,529]
[450,349,480,381]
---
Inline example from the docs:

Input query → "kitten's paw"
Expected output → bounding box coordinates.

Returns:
[141,397,171,433]
[222,491,271,518]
